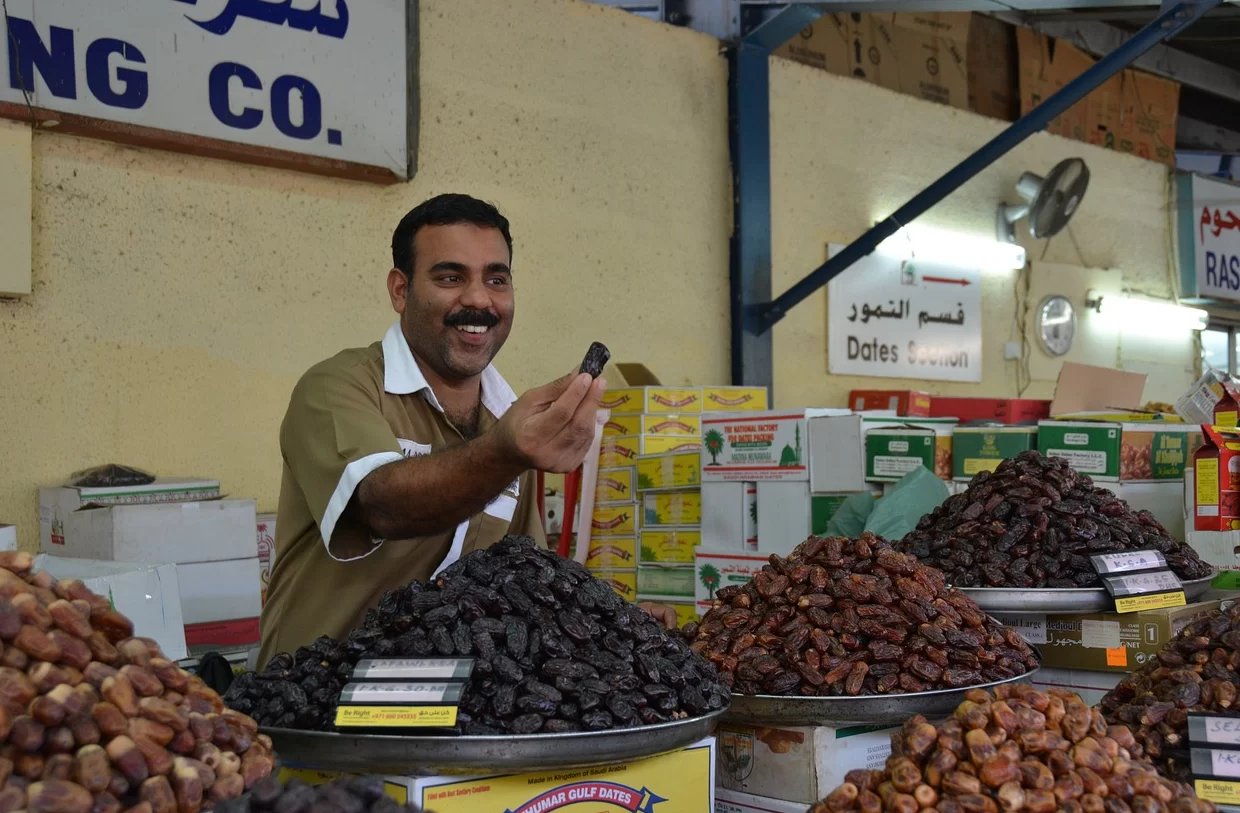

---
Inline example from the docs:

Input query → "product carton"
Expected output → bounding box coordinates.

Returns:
[640,528,702,564]
[865,426,936,482]
[34,554,187,661]
[847,390,931,417]
[716,788,807,813]
[601,387,703,414]
[703,387,770,412]
[701,482,758,552]
[1120,423,1201,482]
[695,550,768,613]
[1038,420,1122,481]
[602,414,702,438]
[637,564,694,601]
[256,512,275,606]
[178,557,263,648]
[637,452,701,492]
[701,411,810,483]
[1194,426,1240,531]
[598,435,640,468]
[808,413,867,493]
[757,482,811,555]
[642,492,702,528]
[585,502,638,537]
[587,467,635,504]
[38,498,259,564]
[717,722,898,805]
[1177,370,1240,427]
[39,479,222,550]
[0,525,15,552]
[952,425,1037,480]
[591,568,638,601]
[930,397,1050,424]
[574,535,637,569]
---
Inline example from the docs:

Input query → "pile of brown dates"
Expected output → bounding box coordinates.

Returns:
[1101,602,1240,781]
[225,536,728,735]
[810,684,1215,813]
[685,534,1039,697]
[900,451,1211,589]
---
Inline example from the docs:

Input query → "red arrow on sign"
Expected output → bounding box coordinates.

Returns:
[922,275,971,286]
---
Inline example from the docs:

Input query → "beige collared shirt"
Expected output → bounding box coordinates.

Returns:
[258,322,543,666]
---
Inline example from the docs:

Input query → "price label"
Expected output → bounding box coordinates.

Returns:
[352,658,475,681]
[338,682,464,705]
[1196,778,1240,805]
[991,614,1047,645]
[1113,591,1187,613]
[334,705,459,728]
[1090,550,1167,575]
[1190,714,1240,747]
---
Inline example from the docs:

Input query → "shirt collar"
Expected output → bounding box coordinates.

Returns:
[381,321,518,417]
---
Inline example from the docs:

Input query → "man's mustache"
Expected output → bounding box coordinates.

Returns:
[444,309,500,328]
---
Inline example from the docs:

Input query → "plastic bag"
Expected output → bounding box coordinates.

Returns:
[864,466,949,541]
[69,464,156,488]
[825,491,875,538]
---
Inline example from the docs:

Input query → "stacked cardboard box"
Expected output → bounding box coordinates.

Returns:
[862,415,957,482]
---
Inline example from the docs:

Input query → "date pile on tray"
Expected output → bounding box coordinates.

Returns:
[684,533,1039,697]
[808,684,1215,813]
[1100,601,1240,781]
[214,775,428,813]
[0,552,274,813]
[225,535,728,735]
[899,450,1211,589]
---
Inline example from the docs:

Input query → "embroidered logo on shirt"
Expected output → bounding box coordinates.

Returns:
[398,439,432,458]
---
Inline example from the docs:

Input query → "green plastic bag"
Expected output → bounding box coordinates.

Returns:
[864,466,949,541]
[825,491,875,538]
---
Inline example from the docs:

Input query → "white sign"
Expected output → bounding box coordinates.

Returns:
[827,244,982,382]
[1192,175,1240,299]
[0,0,407,178]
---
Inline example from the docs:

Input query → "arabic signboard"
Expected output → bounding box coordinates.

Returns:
[0,0,408,183]
[826,244,983,383]
[1177,173,1240,303]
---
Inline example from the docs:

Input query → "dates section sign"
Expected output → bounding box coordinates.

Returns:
[826,244,982,383]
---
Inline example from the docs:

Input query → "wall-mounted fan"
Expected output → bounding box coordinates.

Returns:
[996,157,1090,243]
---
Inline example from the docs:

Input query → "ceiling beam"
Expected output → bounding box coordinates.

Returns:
[1178,115,1240,152]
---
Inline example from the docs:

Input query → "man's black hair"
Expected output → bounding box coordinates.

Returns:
[391,194,513,278]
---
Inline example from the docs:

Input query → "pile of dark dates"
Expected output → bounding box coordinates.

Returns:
[686,533,1039,697]
[899,451,1211,589]
[224,536,728,735]
[1101,601,1240,781]
[215,775,427,813]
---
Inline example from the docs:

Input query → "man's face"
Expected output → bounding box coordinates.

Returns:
[389,223,514,382]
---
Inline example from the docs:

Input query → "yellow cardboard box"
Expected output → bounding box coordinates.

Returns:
[637,597,699,628]
[637,452,701,491]
[642,414,702,436]
[602,414,642,438]
[588,467,635,503]
[598,436,640,468]
[641,528,703,564]
[575,536,637,569]
[703,386,770,411]
[642,491,703,527]
[589,568,638,600]
[589,503,637,537]
[641,435,702,455]
[602,387,703,414]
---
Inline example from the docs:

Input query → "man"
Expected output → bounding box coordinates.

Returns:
[259,194,673,667]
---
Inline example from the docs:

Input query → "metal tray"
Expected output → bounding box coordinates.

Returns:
[262,707,726,776]
[724,669,1038,727]
[957,572,1216,614]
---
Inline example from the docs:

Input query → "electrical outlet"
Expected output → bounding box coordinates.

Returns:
[1004,342,1023,360]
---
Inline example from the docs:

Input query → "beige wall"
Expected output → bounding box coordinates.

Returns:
[0,0,731,549]
[0,1,1194,550]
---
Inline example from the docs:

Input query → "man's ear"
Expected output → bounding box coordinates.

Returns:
[387,267,409,314]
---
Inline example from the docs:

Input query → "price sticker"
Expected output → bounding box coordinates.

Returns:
[1193,747,1240,780]
[1196,778,1240,805]
[1101,569,1185,613]
[338,682,464,705]
[990,614,1047,645]
[352,658,475,681]
[1090,550,1167,575]
[1190,714,1240,747]
[334,706,459,728]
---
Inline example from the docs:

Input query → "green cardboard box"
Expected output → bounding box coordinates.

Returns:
[953,426,1037,481]
[637,563,695,599]
[1037,420,1121,481]
[865,427,935,482]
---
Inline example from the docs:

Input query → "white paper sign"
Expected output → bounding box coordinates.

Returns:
[991,613,1047,645]
[827,245,982,382]
[1191,175,1240,301]
[0,0,407,177]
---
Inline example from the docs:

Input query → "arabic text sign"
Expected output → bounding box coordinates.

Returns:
[826,245,983,383]
[0,0,407,178]
[1192,175,1240,301]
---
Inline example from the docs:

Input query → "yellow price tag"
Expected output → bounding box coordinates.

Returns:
[334,705,458,728]
[1196,779,1240,804]
[1114,591,1186,614]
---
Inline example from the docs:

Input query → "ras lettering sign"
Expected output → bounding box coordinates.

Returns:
[0,0,409,182]
[1178,173,1240,302]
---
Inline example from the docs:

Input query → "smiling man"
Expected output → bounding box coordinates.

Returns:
[257,194,609,666]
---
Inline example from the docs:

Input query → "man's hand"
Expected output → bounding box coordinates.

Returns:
[493,372,606,473]
[639,602,680,631]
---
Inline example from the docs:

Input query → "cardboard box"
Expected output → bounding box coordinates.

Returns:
[34,554,187,661]
[716,788,807,813]
[640,528,702,564]
[39,498,259,564]
[586,502,638,537]
[575,535,637,569]
[703,387,770,412]
[702,411,810,483]
[589,467,635,503]
[808,413,868,493]
[863,417,956,480]
[1032,601,1224,672]
[717,722,898,804]
[637,452,701,491]
[590,568,638,601]
[848,390,932,417]
[39,479,223,551]
[965,11,1019,121]
[1177,370,1240,427]
[637,564,695,600]
[1038,420,1121,481]
[635,597,700,627]
[0,524,15,552]
[602,414,702,438]
[1030,666,1124,707]
[930,397,1050,424]
[953,426,1037,480]
[642,492,702,527]
[701,482,758,552]
[601,387,702,414]
[811,494,851,534]
[757,482,812,555]
[256,512,275,606]
[640,436,702,455]
[178,557,262,648]
[1194,425,1240,531]
[598,435,640,468]
[866,426,936,482]
[1017,28,1092,145]
[1121,423,1202,482]
[696,549,768,610]
[775,13,897,90]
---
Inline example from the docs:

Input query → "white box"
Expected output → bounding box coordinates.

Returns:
[1031,666,1125,707]
[40,499,258,564]
[39,479,222,550]
[701,482,757,552]
[757,482,810,555]
[716,788,806,813]
[178,558,262,624]
[34,554,187,661]
[1113,481,1185,540]
[808,413,867,493]
[0,525,15,552]
[701,410,845,483]
[717,722,897,804]
[695,549,768,611]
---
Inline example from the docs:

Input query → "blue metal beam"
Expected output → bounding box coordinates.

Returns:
[749,0,1221,338]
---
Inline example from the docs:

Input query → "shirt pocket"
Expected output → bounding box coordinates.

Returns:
[398,439,433,458]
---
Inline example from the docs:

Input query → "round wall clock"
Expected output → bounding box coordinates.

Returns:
[1036,294,1076,357]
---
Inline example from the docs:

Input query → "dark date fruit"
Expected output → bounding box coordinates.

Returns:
[899,451,1211,588]
[690,533,1039,697]
[225,535,726,735]
[579,342,610,379]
